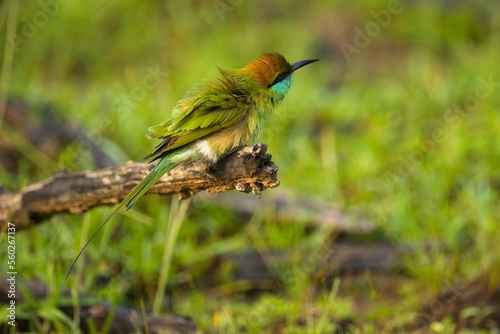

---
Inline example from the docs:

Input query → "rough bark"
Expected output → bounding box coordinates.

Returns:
[0,144,279,232]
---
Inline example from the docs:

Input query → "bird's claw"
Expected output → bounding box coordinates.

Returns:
[251,143,267,158]
[205,160,224,177]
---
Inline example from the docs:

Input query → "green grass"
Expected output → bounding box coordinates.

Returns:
[1,0,500,332]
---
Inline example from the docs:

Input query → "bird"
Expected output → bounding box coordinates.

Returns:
[66,53,319,278]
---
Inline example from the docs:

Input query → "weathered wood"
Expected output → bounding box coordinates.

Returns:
[0,144,279,231]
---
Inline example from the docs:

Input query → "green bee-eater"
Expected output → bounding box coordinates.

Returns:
[67,53,318,277]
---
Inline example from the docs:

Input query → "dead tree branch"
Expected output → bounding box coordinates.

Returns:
[0,144,279,232]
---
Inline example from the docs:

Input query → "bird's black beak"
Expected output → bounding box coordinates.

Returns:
[290,58,319,72]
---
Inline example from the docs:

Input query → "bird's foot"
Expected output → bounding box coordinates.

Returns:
[251,143,267,158]
[205,159,226,177]
[205,162,218,175]
[251,144,273,167]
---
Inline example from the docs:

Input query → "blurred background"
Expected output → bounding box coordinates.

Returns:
[1,0,500,332]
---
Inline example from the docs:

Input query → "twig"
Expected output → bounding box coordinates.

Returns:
[0,144,279,231]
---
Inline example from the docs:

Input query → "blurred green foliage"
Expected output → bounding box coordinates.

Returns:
[1,0,500,332]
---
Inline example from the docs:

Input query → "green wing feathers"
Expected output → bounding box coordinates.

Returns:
[145,78,249,161]
[129,77,249,203]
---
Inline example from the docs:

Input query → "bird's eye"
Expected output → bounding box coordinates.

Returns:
[276,72,287,82]
[269,71,289,88]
